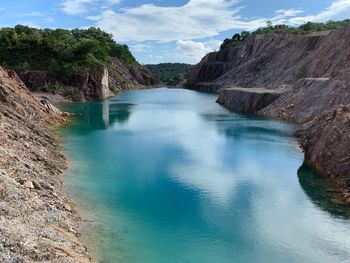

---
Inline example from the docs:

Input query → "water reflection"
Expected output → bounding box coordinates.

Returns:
[61,88,350,263]
[61,100,134,131]
[200,113,294,144]
[298,164,350,219]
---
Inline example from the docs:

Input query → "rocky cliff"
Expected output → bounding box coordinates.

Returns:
[186,26,350,194]
[18,58,159,102]
[0,66,91,262]
[296,105,350,202]
[186,26,350,121]
[108,58,159,93]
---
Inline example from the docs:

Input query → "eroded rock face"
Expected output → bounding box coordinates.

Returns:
[260,77,350,123]
[186,26,350,122]
[0,66,91,262]
[17,58,159,102]
[217,87,283,113]
[296,105,350,196]
[18,66,113,102]
[187,27,350,91]
[108,57,159,93]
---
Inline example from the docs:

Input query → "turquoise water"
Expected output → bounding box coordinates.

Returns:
[61,88,350,263]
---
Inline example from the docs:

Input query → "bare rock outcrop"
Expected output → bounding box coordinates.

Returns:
[296,105,350,201]
[217,87,283,113]
[187,27,350,91]
[108,58,159,93]
[18,58,159,102]
[18,66,113,102]
[0,66,91,262]
[187,26,350,121]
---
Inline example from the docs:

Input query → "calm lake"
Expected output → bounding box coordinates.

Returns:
[61,88,350,263]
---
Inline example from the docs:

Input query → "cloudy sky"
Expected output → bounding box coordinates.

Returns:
[0,0,349,64]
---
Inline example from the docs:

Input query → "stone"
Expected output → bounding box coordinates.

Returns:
[24,181,34,190]
[64,204,72,212]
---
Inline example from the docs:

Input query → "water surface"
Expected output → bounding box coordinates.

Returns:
[61,88,350,263]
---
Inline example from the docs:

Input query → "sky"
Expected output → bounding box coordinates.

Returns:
[0,0,349,64]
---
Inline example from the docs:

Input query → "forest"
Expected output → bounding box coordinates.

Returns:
[0,25,136,74]
[145,63,193,85]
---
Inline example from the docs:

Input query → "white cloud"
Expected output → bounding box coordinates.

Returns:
[90,0,247,42]
[61,0,121,15]
[88,0,350,43]
[175,39,222,64]
[62,0,94,15]
[289,0,350,24]
[130,43,152,53]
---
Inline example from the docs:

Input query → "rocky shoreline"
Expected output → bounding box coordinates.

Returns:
[296,105,350,203]
[0,66,91,262]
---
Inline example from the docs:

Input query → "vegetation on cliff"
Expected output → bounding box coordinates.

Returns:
[221,19,350,50]
[145,63,192,85]
[0,25,136,74]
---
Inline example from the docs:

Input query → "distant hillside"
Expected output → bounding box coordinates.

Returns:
[145,63,193,86]
[220,19,350,50]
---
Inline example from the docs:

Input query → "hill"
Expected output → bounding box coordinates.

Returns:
[220,19,350,50]
[145,63,192,86]
[0,25,158,101]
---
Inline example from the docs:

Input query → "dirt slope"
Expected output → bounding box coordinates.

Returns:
[0,66,91,262]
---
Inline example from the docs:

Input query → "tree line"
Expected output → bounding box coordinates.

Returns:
[0,25,136,74]
[145,63,193,85]
[220,19,350,50]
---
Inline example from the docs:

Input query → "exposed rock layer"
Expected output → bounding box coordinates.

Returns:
[0,66,91,262]
[296,105,350,201]
[187,27,350,91]
[18,58,159,102]
[216,87,283,113]
[186,26,350,121]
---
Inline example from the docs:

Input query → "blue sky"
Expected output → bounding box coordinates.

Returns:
[0,0,349,64]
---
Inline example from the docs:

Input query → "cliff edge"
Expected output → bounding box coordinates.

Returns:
[186,26,350,122]
[0,66,91,262]
[18,58,159,102]
[296,105,350,202]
